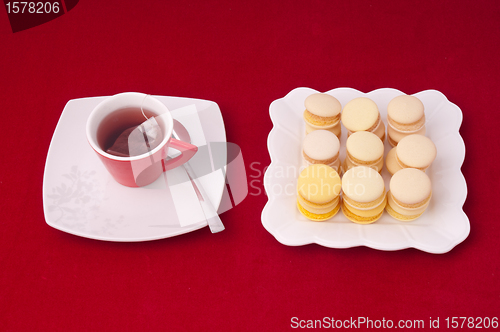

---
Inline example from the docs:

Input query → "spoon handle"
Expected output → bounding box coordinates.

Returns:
[172,126,225,233]
[182,161,225,233]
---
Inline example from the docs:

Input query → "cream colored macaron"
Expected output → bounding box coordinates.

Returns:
[343,131,384,173]
[303,93,342,138]
[387,95,426,147]
[385,147,403,175]
[396,134,437,171]
[341,97,385,141]
[302,130,341,172]
[297,164,342,221]
[386,168,432,221]
[341,166,386,224]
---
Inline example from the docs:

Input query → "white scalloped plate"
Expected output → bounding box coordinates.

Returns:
[261,87,469,253]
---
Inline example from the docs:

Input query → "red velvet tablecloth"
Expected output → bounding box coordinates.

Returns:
[1,0,499,330]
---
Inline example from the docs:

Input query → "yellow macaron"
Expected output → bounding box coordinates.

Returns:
[297,164,341,221]
[385,147,403,176]
[341,166,386,224]
[302,130,341,172]
[385,168,432,221]
[341,97,386,142]
[303,93,342,138]
[343,131,384,173]
[387,95,426,147]
[396,134,437,171]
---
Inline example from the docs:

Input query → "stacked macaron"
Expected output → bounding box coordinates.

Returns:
[341,97,385,141]
[341,166,387,224]
[343,131,384,173]
[387,95,426,147]
[302,130,341,172]
[385,134,437,175]
[386,168,432,221]
[297,164,341,221]
[303,93,342,138]
[385,148,401,176]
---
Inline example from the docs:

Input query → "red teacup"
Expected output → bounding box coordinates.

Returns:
[86,92,198,187]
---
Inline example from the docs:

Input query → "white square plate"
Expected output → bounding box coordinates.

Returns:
[261,87,469,253]
[43,95,226,241]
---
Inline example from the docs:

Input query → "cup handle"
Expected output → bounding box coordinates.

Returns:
[163,138,198,171]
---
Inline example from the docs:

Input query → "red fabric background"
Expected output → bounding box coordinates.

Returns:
[1,0,499,331]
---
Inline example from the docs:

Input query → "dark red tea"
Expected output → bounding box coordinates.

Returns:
[97,107,163,157]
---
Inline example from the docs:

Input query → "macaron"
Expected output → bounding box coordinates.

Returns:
[297,164,341,221]
[341,166,387,224]
[302,130,341,172]
[385,147,403,176]
[387,95,426,147]
[396,134,437,171]
[303,93,342,138]
[343,131,384,173]
[341,97,385,141]
[386,168,432,221]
